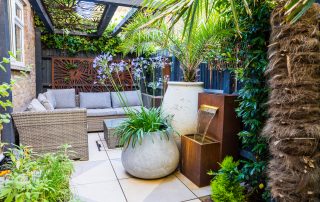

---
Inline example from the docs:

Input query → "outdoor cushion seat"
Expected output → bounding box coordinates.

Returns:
[114,106,144,115]
[54,107,81,112]
[87,108,118,117]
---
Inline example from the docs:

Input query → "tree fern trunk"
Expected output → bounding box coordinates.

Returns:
[263,2,320,201]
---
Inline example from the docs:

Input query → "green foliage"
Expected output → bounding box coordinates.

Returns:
[40,31,122,55]
[122,10,233,82]
[234,1,275,200]
[0,145,75,202]
[0,54,14,132]
[208,156,245,202]
[284,0,315,24]
[141,0,252,39]
[114,107,173,148]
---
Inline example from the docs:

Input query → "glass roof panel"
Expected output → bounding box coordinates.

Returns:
[42,0,106,33]
[108,6,132,28]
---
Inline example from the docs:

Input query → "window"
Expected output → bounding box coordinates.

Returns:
[9,0,24,66]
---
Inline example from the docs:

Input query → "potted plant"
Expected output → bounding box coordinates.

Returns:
[120,11,232,136]
[93,53,180,179]
[116,108,179,179]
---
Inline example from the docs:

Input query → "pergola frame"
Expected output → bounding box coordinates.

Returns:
[29,0,142,37]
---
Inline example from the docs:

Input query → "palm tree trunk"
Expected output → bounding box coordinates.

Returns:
[263,2,320,201]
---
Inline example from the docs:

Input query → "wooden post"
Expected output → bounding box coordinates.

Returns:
[0,0,15,144]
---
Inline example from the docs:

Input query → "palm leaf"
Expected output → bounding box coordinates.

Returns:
[284,0,315,24]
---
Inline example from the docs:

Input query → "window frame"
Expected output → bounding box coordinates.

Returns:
[9,0,25,68]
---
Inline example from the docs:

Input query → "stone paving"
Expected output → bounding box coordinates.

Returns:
[71,133,212,202]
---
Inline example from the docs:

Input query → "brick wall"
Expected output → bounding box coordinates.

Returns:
[11,0,36,112]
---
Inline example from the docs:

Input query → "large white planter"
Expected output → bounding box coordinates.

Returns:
[121,130,179,179]
[162,82,204,135]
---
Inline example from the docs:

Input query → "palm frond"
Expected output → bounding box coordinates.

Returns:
[284,0,315,24]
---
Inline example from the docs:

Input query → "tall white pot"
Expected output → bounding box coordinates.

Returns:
[162,82,204,135]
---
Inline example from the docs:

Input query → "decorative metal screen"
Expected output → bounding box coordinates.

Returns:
[52,57,133,93]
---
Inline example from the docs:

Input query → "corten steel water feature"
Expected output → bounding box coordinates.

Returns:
[181,93,242,187]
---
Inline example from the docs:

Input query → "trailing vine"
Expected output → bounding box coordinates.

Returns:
[40,32,122,56]
[234,1,275,200]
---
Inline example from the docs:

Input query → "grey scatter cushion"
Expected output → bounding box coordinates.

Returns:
[26,99,47,112]
[38,93,54,111]
[80,92,111,109]
[48,89,76,109]
[44,91,56,109]
[111,91,142,107]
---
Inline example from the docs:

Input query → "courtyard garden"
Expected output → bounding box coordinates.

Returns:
[0,0,319,201]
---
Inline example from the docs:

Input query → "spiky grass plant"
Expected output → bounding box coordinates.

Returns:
[114,107,173,148]
[263,2,320,201]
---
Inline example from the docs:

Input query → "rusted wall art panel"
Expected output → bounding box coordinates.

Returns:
[52,57,133,93]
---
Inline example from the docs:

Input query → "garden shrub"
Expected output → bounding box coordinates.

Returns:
[209,156,245,202]
[0,145,74,202]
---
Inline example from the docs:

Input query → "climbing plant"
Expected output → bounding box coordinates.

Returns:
[34,16,123,55]
[234,1,275,200]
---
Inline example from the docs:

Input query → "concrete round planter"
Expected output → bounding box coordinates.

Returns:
[162,82,204,136]
[121,130,179,179]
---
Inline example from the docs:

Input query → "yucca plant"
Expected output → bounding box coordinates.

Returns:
[121,11,233,82]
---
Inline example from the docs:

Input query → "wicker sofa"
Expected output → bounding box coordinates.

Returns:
[12,89,145,160]
[12,109,88,160]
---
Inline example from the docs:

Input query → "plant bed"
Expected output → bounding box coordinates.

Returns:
[181,134,220,187]
[0,145,75,201]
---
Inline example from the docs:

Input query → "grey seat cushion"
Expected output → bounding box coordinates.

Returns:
[80,92,111,109]
[48,89,76,109]
[114,106,144,115]
[111,90,142,108]
[87,108,118,117]
[26,99,47,112]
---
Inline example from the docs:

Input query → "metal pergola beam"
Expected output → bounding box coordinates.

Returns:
[29,0,54,33]
[87,0,143,8]
[111,8,138,36]
[97,4,118,36]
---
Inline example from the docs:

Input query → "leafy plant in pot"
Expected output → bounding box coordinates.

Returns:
[93,53,179,179]
[121,11,233,136]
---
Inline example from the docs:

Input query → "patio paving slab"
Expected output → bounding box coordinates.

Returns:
[74,180,126,202]
[119,175,197,202]
[71,133,211,202]
[110,158,132,179]
[174,171,211,197]
[184,199,202,202]
[71,160,117,186]
[107,148,122,159]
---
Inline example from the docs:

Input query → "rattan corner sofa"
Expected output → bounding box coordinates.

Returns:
[12,89,145,160]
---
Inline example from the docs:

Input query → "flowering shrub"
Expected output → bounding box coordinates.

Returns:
[93,53,169,96]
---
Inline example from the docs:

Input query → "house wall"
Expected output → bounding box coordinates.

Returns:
[11,0,36,112]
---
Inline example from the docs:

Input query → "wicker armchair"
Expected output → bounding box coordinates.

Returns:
[12,109,88,160]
